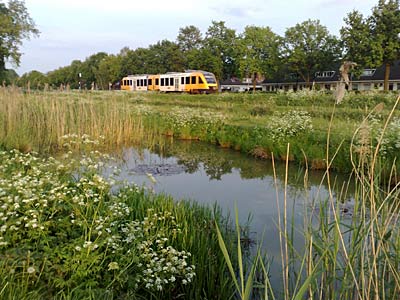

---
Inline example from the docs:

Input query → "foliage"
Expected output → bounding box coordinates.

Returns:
[0,0,38,80]
[2,68,18,84]
[0,135,236,299]
[17,70,47,89]
[1,88,400,174]
[341,0,400,90]
[238,25,282,81]
[95,54,122,90]
[147,40,185,74]
[177,25,203,53]
[266,110,313,142]
[283,19,341,85]
[340,10,376,69]
[204,21,239,80]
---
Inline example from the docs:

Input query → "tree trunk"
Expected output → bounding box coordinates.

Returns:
[252,72,257,93]
[384,63,390,91]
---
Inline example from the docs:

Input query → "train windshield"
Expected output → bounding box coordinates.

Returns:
[204,74,217,84]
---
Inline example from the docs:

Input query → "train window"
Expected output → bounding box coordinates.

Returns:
[191,76,196,84]
[137,80,140,86]
[140,79,144,86]
[186,76,190,84]
[155,78,159,85]
[123,80,126,86]
[170,78,173,86]
[129,80,132,86]
[198,76,204,84]
[144,79,147,86]
[161,78,165,86]
[181,77,184,84]
[148,79,152,86]
[205,77,216,83]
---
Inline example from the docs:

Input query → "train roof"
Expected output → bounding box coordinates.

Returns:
[123,70,216,77]
[185,70,215,75]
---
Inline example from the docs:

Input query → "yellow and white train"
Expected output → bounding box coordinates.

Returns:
[120,70,218,93]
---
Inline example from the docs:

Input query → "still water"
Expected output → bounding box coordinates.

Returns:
[110,139,354,286]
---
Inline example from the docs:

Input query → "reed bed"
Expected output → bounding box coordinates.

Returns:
[0,88,153,153]
[217,97,400,300]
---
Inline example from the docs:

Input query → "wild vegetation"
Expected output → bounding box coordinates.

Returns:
[0,134,237,299]
[1,87,399,175]
[1,87,400,299]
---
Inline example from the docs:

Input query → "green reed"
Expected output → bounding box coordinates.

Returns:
[216,96,400,300]
[0,88,151,153]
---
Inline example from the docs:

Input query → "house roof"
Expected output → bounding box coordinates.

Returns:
[220,78,243,85]
[356,61,400,81]
[262,60,400,85]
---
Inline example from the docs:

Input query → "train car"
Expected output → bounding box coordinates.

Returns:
[121,70,218,93]
[159,73,183,92]
[132,75,148,91]
[120,76,134,91]
[183,70,218,94]
[120,75,148,91]
[148,74,160,91]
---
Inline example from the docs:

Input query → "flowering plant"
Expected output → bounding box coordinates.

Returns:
[0,135,195,297]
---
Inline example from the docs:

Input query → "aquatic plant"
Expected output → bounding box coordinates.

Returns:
[0,135,236,299]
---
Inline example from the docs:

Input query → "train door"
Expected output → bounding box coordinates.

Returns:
[174,78,179,91]
[133,79,136,91]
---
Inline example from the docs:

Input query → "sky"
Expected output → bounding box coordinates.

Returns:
[8,0,377,75]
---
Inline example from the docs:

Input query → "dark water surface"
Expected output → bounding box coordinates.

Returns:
[110,139,354,288]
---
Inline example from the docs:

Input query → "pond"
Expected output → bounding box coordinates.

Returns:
[109,139,355,288]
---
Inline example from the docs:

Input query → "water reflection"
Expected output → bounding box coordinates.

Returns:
[118,140,354,202]
[111,139,354,288]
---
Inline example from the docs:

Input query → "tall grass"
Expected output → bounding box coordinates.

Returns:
[0,88,153,152]
[217,97,400,300]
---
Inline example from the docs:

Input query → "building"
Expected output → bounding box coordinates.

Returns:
[220,77,263,92]
[262,61,400,92]
[220,61,400,92]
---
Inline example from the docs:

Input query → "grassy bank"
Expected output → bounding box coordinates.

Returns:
[219,137,400,300]
[0,138,237,299]
[2,87,398,174]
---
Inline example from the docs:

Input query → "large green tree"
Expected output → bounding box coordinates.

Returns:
[95,54,122,89]
[177,25,202,53]
[342,0,400,90]
[17,70,47,89]
[203,21,239,80]
[80,52,108,89]
[147,40,185,73]
[238,25,282,90]
[340,11,375,67]
[0,0,38,80]
[176,25,203,70]
[119,47,150,76]
[283,19,341,86]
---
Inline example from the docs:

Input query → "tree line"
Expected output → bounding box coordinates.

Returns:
[1,0,400,91]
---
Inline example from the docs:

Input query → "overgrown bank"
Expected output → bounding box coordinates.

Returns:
[1,88,399,175]
[0,138,237,299]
